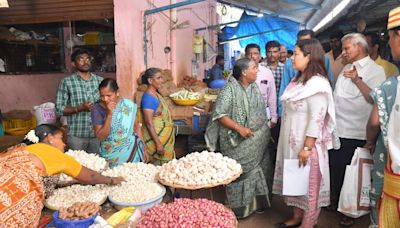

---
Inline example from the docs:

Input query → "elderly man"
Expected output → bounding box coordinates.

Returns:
[56,49,103,153]
[375,7,400,227]
[365,32,399,78]
[331,33,385,226]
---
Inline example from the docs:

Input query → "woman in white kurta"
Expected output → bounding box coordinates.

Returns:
[273,39,337,228]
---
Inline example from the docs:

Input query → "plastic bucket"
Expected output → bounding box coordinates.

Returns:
[52,211,96,228]
[34,102,56,126]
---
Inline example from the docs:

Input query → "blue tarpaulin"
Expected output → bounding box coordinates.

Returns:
[221,12,300,56]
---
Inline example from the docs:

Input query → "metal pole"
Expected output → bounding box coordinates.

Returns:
[143,0,205,68]
[219,27,287,44]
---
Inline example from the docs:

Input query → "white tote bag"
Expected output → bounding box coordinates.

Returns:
[338,147,373,218]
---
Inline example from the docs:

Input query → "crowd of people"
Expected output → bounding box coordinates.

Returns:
[206,6,400,228]
[0,5,400,228]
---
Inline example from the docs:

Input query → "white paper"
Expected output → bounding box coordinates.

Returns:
[0,0,9,8]
[282,159,310,196]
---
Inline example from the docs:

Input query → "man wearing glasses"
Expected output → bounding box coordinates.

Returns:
[56,49,103,153]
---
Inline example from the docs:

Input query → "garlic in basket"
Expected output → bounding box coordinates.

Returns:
[159,151,242,187]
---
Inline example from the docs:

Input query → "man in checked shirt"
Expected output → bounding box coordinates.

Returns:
[56,49,103,153]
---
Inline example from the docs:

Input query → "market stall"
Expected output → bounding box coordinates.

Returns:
[40,149,242,227]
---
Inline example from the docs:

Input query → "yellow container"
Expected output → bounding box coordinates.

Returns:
[172,98,201,106]
[2,116,36,135]
[84,32,99,45]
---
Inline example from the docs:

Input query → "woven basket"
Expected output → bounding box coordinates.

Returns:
[157,170,242,190]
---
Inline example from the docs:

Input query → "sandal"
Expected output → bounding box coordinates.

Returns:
[340,217,354,227]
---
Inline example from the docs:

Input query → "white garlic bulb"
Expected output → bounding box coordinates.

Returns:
[45,184,109,209]
[109,182,163,203]
[102,162,160,183]
[159,151,242,187]
[58,150,108,185]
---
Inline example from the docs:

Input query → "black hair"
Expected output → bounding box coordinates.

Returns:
[245,43,260,53]
[297,29,315,39]
[99,78,119,92]
[24,124,61,145]
[364,32,380,47]
[216,55,224,64]
[232,58,251,80]
[288,50,294,55]
[70,48,91,62]
[141,67,162,85]
[329,30,344,40]
[265,41,281,51]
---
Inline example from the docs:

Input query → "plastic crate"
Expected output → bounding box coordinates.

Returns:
[2,116,36,135]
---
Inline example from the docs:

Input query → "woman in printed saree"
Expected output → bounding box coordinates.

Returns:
[378,8,400,227]
[91,78,146,168]
[273,39,336,228]
[0,124,123,227]
[205,58,271,219]
[140,68,175,165]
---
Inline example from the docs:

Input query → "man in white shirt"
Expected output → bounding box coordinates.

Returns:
[330,33,386,226]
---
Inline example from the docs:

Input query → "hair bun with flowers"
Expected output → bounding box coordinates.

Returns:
[25,130,39,144]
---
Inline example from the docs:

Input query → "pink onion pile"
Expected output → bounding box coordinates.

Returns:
[137,198,236,228]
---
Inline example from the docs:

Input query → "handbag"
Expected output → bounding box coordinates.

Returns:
[338,147,373,218]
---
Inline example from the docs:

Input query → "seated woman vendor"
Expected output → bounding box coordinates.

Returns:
[91,78,146,167]
[0,124,124,227]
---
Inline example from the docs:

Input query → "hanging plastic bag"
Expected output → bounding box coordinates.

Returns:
[338,147,373,218]
[33,102,56,125]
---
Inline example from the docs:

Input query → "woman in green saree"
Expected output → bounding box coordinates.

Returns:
[205,58,271,219]
[140,68,175,166]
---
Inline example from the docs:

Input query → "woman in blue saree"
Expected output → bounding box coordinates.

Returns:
[91,78,145,168]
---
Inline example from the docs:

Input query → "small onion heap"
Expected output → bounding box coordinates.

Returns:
[58,201,100,220]
[102,162,160,183]
[59,150,108,184]
[137,198,236,228]
[159,151,242,188]
[109,182,163,203]
[45,184,109,209]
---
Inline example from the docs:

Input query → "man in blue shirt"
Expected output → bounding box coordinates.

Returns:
[210,55,224,81]
[278,30,333,116]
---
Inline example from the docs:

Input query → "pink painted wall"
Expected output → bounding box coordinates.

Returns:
[114,0,217,98]
[0,72,115,113]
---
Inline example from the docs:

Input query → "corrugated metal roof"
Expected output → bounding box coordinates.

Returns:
[0,0,113,25]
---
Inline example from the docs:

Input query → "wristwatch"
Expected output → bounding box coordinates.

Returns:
[303,146,311,151]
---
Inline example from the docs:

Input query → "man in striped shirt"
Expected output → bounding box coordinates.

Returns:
[56,49,103,153]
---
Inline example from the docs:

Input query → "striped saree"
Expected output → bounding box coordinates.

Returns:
[140,93,175,166]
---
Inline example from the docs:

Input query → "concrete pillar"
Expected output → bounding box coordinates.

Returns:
[113,0,145,99]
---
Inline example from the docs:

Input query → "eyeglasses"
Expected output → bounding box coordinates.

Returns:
[77,57,93,63]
